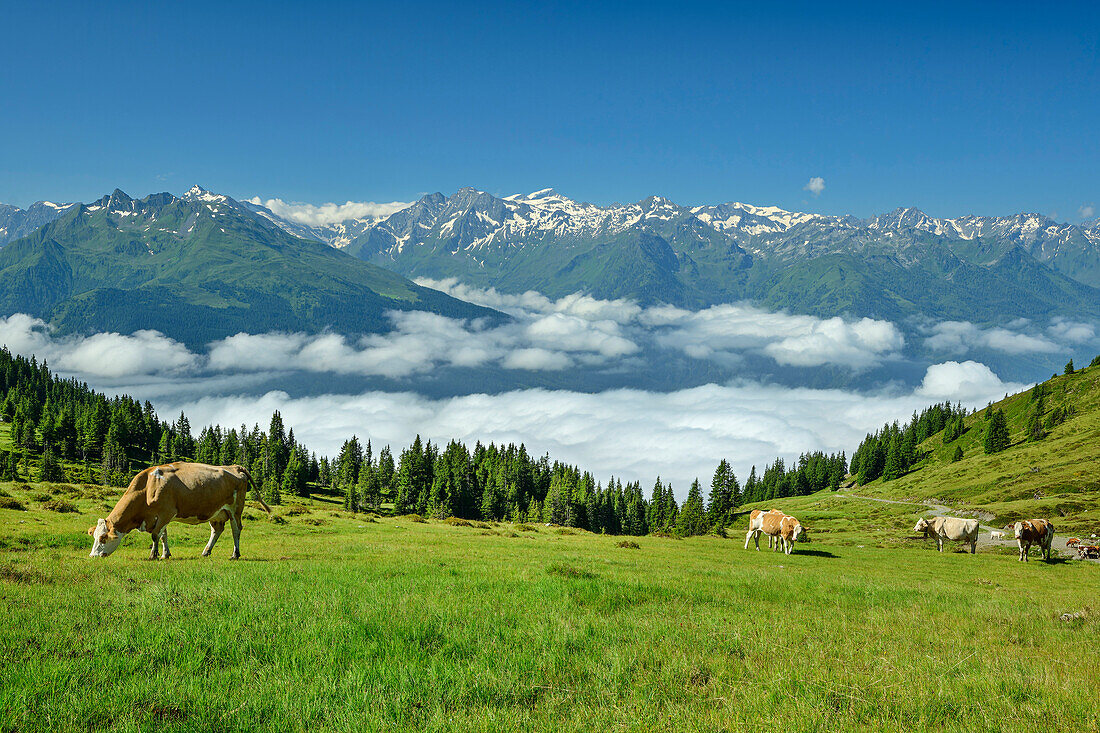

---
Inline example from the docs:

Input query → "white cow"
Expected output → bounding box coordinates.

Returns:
[989,530,1005,540]
[914,516,979,554]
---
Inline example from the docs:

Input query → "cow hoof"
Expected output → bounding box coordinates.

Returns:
[201,550,211,557]
[229,555,240,560]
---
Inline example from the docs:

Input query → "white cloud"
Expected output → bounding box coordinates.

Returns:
[0,314,198,378]
[925,321,1060,355]
[1079,203,1095,219]
[418,278,644,323]
[645,304,904,369]
[915,360,1029,403]
[203,307,638,379]
[803,177,826,197]
[1048,317,1096,344]
[154,360,1023,498]
[246,197,412,227]
[423,279,905,370]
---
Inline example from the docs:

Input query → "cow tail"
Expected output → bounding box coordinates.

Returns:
[242,466,272,513]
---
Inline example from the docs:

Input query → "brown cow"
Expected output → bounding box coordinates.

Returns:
[744,508,785,550]
[1012,519,1054,562]
[746,509,807,555]
[88,462,270,559]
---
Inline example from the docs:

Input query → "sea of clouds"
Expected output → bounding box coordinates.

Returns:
[3,282,1094,493]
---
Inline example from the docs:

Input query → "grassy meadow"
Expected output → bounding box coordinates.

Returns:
[2,481,1098,732]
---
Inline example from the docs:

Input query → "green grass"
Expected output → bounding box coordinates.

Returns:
[2,482,1099,732]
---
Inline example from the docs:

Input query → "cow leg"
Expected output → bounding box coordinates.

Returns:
[970,538,976,555]
[203,521,225,557]
[228,513,242,559]
[744,529,754,550]
[149,533,159,560]
[159,528,171,559]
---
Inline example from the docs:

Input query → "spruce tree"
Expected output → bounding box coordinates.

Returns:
[1064,360,1075,375]
[1026,409,1046,442]
[951,445,964,462]
[282,447,308,498]
[707,459,735,529]
[265,473,282,506]
[358,465,381,511]
[377,446,395,501]
[984,409,1010,454]
[882,436,902,481]
[679,479,707,536]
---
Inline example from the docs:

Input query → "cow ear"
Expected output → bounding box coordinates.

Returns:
[87,525,96,536]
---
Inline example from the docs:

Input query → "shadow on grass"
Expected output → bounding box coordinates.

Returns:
[793,549,839,559]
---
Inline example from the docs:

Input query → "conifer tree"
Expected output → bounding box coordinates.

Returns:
[679,479,707,537]
[1026,408,1046,442]
[358,464,381,511]
[265,473,281,506]
[282,446,308,498]
[39,447,64,483]
[951,445,964,462]
[983,409,1010,454]
[707,459,735,529]
[377,446,395,501]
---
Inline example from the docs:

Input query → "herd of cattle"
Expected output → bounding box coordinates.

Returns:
[83,462,1068,563]
[746,508,1058,562]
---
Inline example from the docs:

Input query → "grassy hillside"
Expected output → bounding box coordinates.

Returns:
[1,484,1098,732]
[843,362,1100,533]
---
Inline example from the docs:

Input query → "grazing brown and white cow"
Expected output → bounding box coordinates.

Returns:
[88,463,270,560]
[746,509,806,555]
[914,516,978,554]
[744,509,785,550]
[1012,519,1054,562]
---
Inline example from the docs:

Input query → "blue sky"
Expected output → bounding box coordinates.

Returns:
[1,0,1097,220]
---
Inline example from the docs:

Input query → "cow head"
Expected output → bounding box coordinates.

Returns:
[1012,521,1026,540]
[914,518,931,535]
[87,518,126,557]
[793,524,808,543]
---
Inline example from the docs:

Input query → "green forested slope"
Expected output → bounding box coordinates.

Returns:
[849,359,1100,532]
[0,191,500,346]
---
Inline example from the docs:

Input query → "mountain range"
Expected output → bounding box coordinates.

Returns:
[2,185,1098,350]
[246,187,1100,324]
[0,187,498,347]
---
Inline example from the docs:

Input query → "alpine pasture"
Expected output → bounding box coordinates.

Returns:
[1,482,1098,732]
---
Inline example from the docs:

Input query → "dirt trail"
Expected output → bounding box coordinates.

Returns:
[833,490,1097,562]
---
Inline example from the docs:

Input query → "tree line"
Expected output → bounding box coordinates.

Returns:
[2,348,847,536]
[5,346,1097,533]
